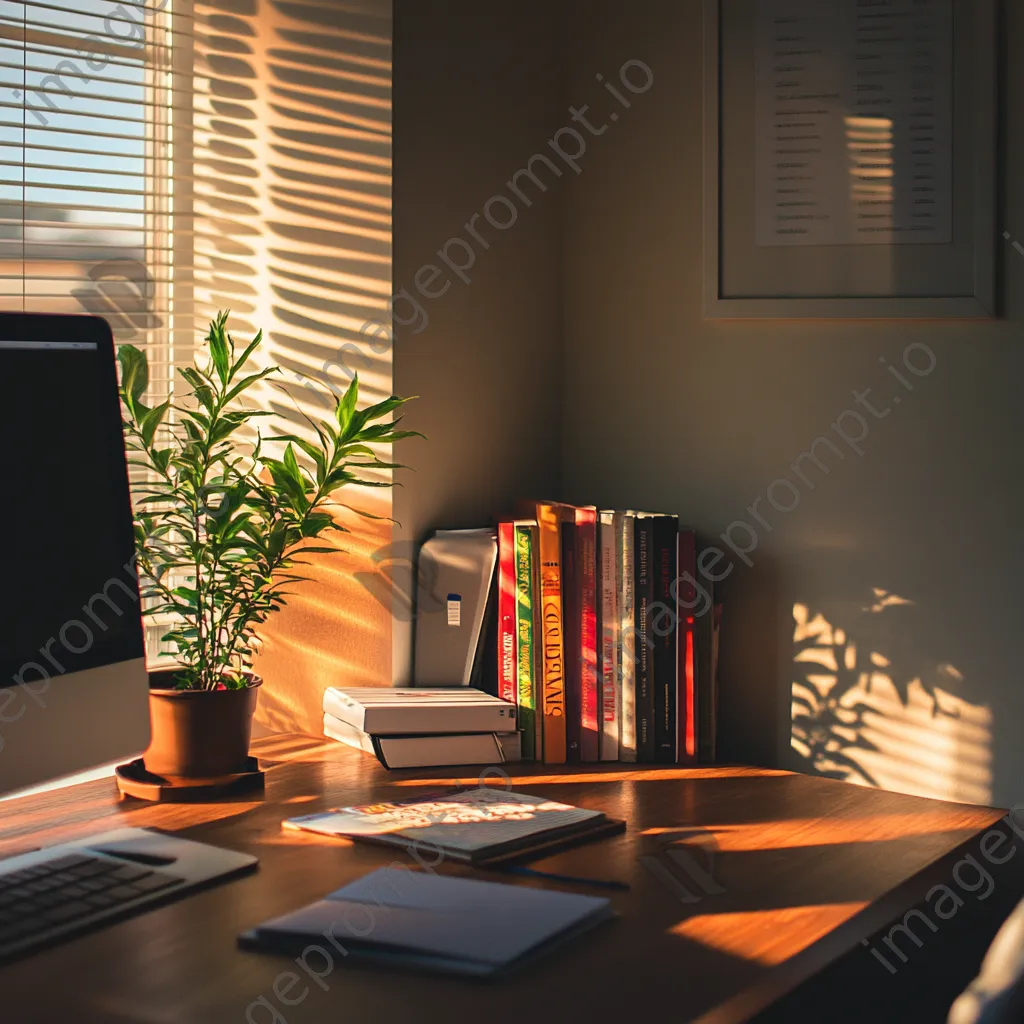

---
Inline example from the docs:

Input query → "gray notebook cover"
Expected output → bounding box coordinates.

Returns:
[414,529,497,687]
[240,867,613,976]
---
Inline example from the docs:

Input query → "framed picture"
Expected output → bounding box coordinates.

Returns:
[703,0,997,319]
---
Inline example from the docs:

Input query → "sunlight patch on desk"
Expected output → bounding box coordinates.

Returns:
[0,761,121,802]
[670,902,868,965]
[642,811,982,851]
[791,600,992,805]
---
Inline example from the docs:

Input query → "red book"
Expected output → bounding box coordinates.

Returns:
[577,507,599,762]
[677,529,697,761]
[497,521,517,704]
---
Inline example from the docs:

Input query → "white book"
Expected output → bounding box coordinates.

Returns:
[598,511,620,760]
[282,788,608,863]
[322,687,518,736]
[323,713,520,769]
[616,512,637,761]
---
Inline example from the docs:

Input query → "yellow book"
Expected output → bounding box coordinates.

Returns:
[518,501,570,764]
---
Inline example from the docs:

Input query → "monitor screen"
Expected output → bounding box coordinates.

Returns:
[0,332,145,691]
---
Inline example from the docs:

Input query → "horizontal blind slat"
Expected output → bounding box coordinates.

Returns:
[6,81,197,112]
[0,100,157,128]
[0,120,175,144]
[2,178,148,197]
[0,61,195,96]
[15,0,194,19]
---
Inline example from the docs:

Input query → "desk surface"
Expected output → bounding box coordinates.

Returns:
[0,736,1006,1024]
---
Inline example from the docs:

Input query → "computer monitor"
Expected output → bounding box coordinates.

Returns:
[0,313,150,796]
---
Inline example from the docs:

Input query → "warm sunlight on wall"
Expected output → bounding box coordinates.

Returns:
[192,0,394,736]
[791,597,992,805]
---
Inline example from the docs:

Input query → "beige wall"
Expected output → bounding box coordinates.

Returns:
[562,0,1024,806]
[191,0,395,736]
[391,0,566,683]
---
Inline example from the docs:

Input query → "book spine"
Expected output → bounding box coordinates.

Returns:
[711,602,722,765]
[634,515,656,762]
[617,512,636,762]
[496,522,517,704]
[695,569,716,763]
[677,529,697,761]
[652,515,679,763]
[561,518,581,762]
[577,507,599,762]
[598,512,619,761]
[536,504,567,764]
[514,522,539,761]
[529,525,544,759]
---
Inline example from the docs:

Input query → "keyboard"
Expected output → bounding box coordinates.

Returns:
[0,828,258,960]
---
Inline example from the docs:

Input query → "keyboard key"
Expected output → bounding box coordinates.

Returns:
[23,879,59,894]
[109,865,153,883]
[77,878,109,893]
[83,893,115,909]
[43,855,95,872]
[106,886,144,902]
[0,871,34,886]
[68,860,117,879]
[17,866,50,880]
[40,901,92,925]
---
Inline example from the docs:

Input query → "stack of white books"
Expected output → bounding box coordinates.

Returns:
[322,688,521,769]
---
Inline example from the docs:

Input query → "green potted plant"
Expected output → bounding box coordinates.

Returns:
[118,311,417,780]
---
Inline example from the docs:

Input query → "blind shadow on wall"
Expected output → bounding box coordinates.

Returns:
[193,0,395,737]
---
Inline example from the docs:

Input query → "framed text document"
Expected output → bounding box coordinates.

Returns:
[703,0,996,318]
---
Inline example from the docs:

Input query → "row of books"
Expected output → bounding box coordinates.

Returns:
[499,502,721,765]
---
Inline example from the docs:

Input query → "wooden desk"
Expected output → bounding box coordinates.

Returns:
[0,737,1009,1024]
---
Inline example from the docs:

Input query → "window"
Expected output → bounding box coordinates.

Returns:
[1,1,194,662]
[0,0,193,406]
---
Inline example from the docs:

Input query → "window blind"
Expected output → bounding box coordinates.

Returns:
[0,0,198,662]
[0,0,195,402]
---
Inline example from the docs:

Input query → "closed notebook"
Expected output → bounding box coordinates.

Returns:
[238,867,614,977]
[281,786,623,865]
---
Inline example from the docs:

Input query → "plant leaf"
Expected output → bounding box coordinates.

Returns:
[335,373,359,434]
[117,344,148,416]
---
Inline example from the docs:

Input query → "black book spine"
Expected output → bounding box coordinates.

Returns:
[470,561,499,696]
[652,515,679,763]
[696,573,717,763]
[634,516,656,762]
[561,520,582,762]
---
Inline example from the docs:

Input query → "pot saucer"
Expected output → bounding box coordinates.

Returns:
[115,757,264,802]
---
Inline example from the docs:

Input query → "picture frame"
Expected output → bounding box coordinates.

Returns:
[702,0,997,319]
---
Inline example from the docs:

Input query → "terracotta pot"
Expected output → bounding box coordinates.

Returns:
[143,670,261,779]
